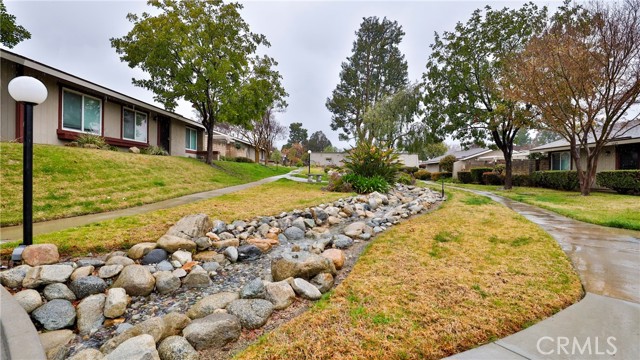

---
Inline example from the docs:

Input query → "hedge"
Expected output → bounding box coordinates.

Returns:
[431,172,452,181]
[530,171,579,191]
[596,170,640,195]
[482,172,503,185]
[511,174,531,187]
[457,171,473,184]
[470,167,493,184]
[414,169,431,180]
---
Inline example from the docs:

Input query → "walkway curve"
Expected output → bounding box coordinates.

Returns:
[443,186,640,360]
[1,172,300,243]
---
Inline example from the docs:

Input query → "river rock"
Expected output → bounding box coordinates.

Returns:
[154,271,181,294]
[77,294,106,335]
[283,226,305,241]
[171,250,192,265]
[43,283,76,301]
[112,265,156,296]
[23,264,74,288]
[158,336,198,360]
[14,289,43,313]
[193,251,225,263]
[39,329,74,360]
[0,264,30,288]
[332,234,354,249]
[321,248,345,270]
[166,213,212,240]
[182,268,210,288]
[103,334,160,360]
[211,238,240,249]
[127,242,157,260]
[187,292,239,319]
[76,259,105,267]
[291,217,306,231]
[223,247,238,263]
[70,266,94,281]
[104,287,129,318]
[157,235,196,253]
[264,280,296,310]
[22,244,59,266]
[271,251,336,281]
[68,348,104,360]
[156,260,174,271]
[32,299,76,330]
[98,264,124,279]
[288,278,322,300]
[195,237,212,251]
[343,221,366,237]
[245,238,274,253]
[237,245,262,261]
[226,299,274,329]
[182,313,241,351]
[141,249,169,265]
[161,312,192,339]
[105,256,135,267]
[69,276,107,299]
[101,317,165,354]
[311,273,334,293]
[240,278,265,299]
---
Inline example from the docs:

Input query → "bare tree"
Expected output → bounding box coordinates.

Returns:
[236,108,288,164]
[509,0,640,195]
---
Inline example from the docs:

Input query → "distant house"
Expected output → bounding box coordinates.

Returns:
[423,148,494,174]
[310,152,419,167]
[530,125,640,172]
[0,50,263,161]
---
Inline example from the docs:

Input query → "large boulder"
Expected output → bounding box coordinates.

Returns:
[77,294,106,335]
[69,276,107,299]
[127,242,157,260]
[165,214,213,240]
[271,251,336,281]
[104,288,129,318]
[39,329,74,360]
[156,235,196,253]
[182,313,241,351]
[187,292,239,319]
[112,265,156,296]
[226,299,274,329]
[103,334,160,360]
[14,289,43,313]
[21,244,59,266]
[32,299,76,330]
[264,280,296,310]
[158,336,198,360]
[0,264,30,288]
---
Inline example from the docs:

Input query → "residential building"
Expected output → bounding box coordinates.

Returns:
[310,152,419,167]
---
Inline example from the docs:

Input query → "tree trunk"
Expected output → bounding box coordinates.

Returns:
[206,129,214,165]
[493,130,514,190]
[254,148,260,163]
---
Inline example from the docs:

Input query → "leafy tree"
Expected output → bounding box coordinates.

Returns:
[307,131,332,152]
[509,0,640,195]
[327,16,409,142]
[286,122,308,147]
[439,154,457,172]
[323,145,340,153]
[111,0,285,164]
[270,148,282,165]
[0,1,30,48]
[513,130,533,147]
[533,130,562,146]
[282,142,304,166]
[423,3,547,189]
[419,142,449,160]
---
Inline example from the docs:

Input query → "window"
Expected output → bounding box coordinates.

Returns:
[618,144,640,170]
[551,151,571,170]
[62,89,101,134]
[185,128,197,150]
[123,108,148,143]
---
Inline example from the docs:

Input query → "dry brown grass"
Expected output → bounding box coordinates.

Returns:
[236,190,583,360]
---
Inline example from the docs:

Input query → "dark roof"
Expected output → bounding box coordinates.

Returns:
[424,148,492,164]
[531,121,640,152]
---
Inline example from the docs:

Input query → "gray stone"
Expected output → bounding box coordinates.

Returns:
[271,251,337,281]
[32,299,76,330]
[172,268,187,278]
[39,329,74,360]
[76,259,105,267]
[182,313,241,351]
[171,250,192,265]
[103,334,160,360]
[332,234,354,249]
[101,317,166,354]
[70,266,94,281]
[43,283,76,301]
[237,245,262,261]
[106,251,127,260]
[23,264,74,288]
[14,289,43,313]
[218,232,235,240]
[104,287,129,318]
[69,276,107,299]
[77,294,106,335]
[201,262,220,272]
[156,260,174,271]
[156,235,196,253]
[311,273,334,293]
[195,237,212,251]
[212,220,226,234]
[226,299,274,329]
[359,233,372,241]
[105,256,135,267]
[303,218,316,229]
[284,226,305,241]
[116,323,134,334]
[154,271,181,294]
[166,214,213,240]
[0,264,30,288]
[68,348,104,360]
[240,278,266,299]
[343,221,366,237]
[161,312,192,340]
[291,217,306,231]
[98,264,124,279]
[257,223,271,236]
[182,269,210,288]
[311,208,328,222]
[127,242,157,260]
[158,336,198,360]
[289,278,322,300]
[112,265,156,296]
[264,280,296,310]
[142,249,169,265]
[224,246,238,263]
[187,292,239,319]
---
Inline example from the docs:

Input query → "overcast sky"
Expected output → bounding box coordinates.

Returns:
[4,0,559,149]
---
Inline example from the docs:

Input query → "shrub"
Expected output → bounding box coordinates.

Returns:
[76,134,108,149]
[439,155,457,172]
[457,171,473,184]
[511,174,530,187]
[493,164,506,175]
[141,145,168,156]
[596,170,640,195]
[396,172,415,185]
[418,163,427,169]
[234,157,254,163]
[482,172,504,185]
[325,172,352,193]
[342,173,389,194]
[414,169,431,180]
[343,142,402,184]
[470,167,493,184]
[431,172,452,181]
[401,166,419,174]
[530,171,579,191]
[296,160,304,167]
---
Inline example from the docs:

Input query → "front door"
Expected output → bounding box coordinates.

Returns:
[158,116,171,154]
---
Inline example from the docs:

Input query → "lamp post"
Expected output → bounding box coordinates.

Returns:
[307,150,312,175]
[8,76,48,262]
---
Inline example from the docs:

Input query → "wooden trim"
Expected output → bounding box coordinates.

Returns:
[186,149,213,156]
[57,83,63,131]
[104,137,148,148]
[615,145,621,170]
[15,102,24,142]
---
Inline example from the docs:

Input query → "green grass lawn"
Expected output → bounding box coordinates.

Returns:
[236,187,582,360]
[448,183,640,231]
[0,179,347,257]
[0,143,290,226]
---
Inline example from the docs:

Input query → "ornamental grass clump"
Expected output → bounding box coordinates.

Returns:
[343,142,402,184]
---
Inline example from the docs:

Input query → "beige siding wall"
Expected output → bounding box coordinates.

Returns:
[148,112,158,147]
[171,121,187,157]
[1,60,17,141]
[576,146,617,171]
[103,101,121,139]
[26,68,63,145]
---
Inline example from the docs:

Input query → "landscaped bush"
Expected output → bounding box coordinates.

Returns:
[470,167,493,184]
[431,172,452,181]
[439,155,457,172]
[493,164,505,175]
[141,145,168,156]
[75,134,109,149]
[234,157,254,163]
[325,172,352,193]
[414,169,431,180]
[342,173,389,194]
[343,142,402,184]
[597,170,640,195]
[457,171,473,184]
[401,166,419,174]
[530,171,579,191]
[511,174,530,187]
[482,172,504,185]
[396,172,415,185]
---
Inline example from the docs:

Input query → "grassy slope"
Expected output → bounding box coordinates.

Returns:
[450,183,640,231]
[237,189,583,360]
[1,179,346,257]
[0,143,290,226]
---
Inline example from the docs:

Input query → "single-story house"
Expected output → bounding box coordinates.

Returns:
[530,125,640,172]
[207,132,265,162]
[423,148,494,173]
[1,50,264,161]
[310,152,419,167]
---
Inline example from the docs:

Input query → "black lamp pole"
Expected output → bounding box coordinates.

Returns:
[441,178,445,199]
[23,102,34,246]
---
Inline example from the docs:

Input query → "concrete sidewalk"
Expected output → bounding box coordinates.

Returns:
[1,172,295,242]
[443,186,640,360]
